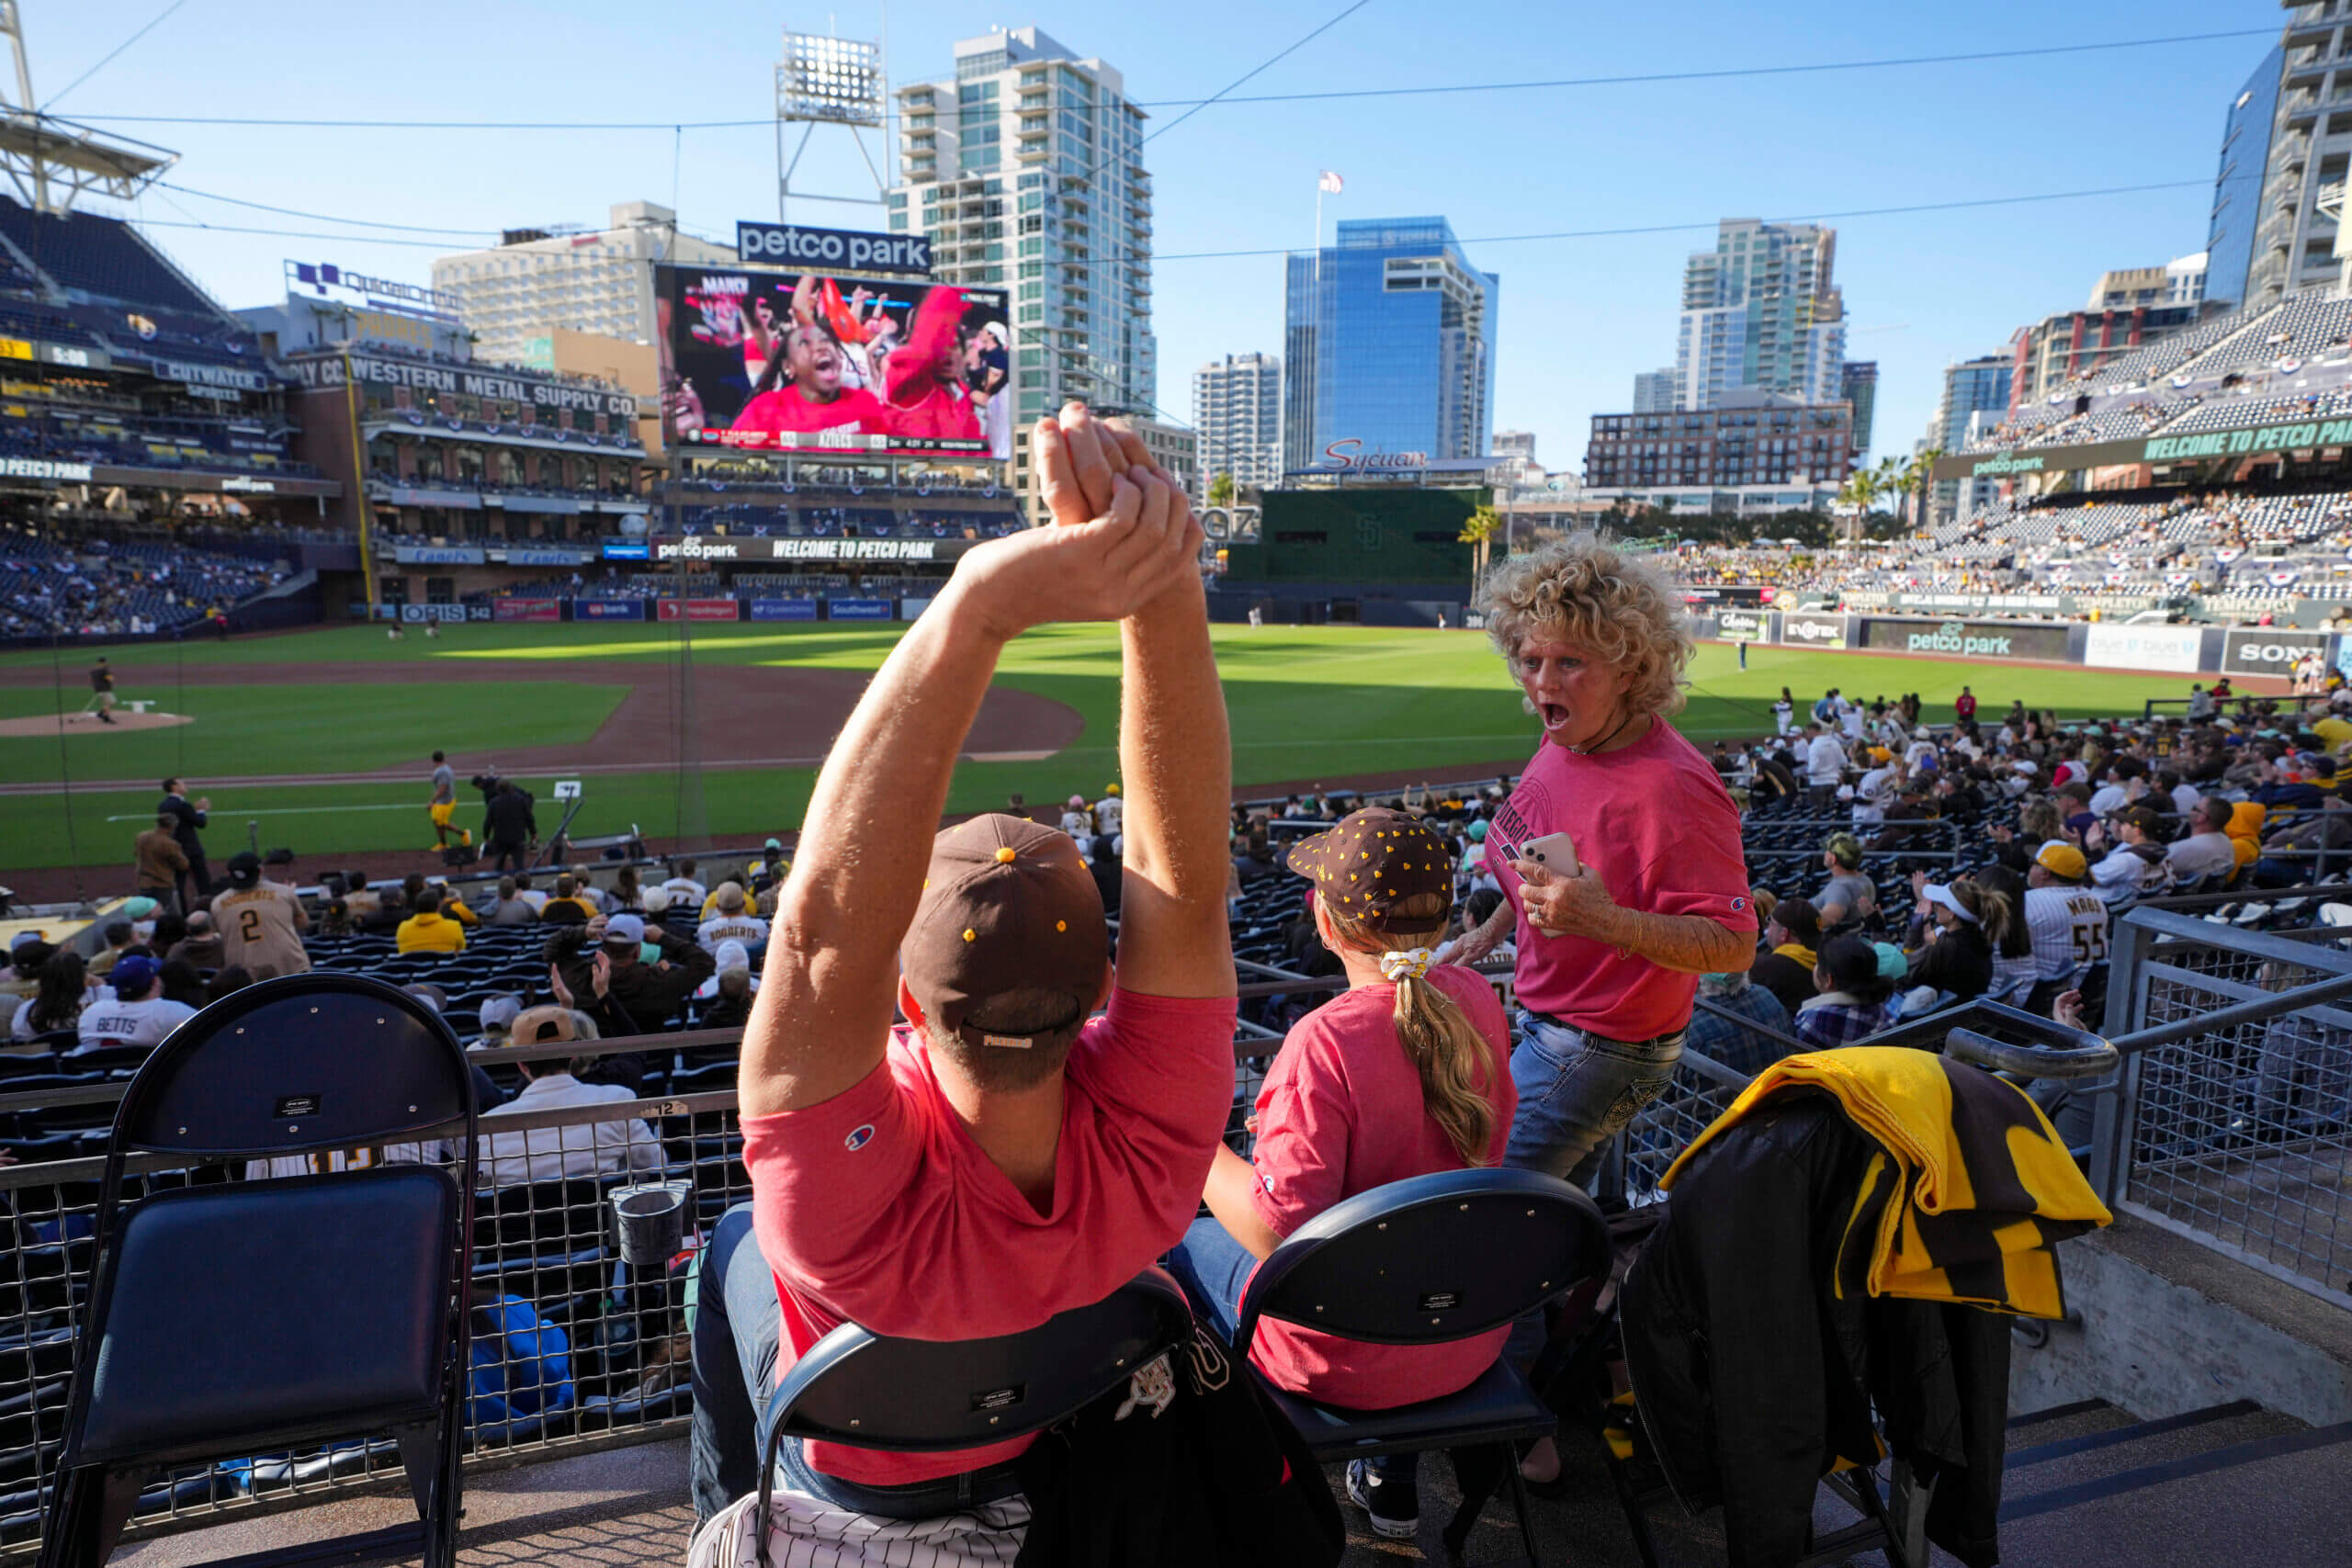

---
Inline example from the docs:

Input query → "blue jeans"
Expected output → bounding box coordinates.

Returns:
[1166,1214,1416,1486]
[1502,1014,1684,1366]
[687,1203,1024,1525]
[1504,1012,1687,1192]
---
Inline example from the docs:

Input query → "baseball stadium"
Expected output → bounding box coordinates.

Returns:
[0,8,2350,1568]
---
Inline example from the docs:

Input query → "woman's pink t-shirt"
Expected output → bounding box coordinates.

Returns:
[1244,964,1516,1409]
[1488,718,1755,1040]
[742,988,1238,1485]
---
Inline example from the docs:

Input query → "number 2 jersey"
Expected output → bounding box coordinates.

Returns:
[209,880,312,979]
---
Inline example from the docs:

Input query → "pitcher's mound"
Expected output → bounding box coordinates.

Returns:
[0,711,194,739]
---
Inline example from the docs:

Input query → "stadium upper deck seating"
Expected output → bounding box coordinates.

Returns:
[0,201,209,313]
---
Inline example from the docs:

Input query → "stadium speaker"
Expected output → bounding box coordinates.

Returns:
[443,844,481,868]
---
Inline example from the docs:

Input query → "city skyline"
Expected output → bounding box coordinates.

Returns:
[19,0,2278,487]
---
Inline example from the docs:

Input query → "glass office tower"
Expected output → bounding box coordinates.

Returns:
[1283,217,1498,474]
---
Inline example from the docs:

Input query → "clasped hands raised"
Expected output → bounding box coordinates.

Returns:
[948,403,1204,640]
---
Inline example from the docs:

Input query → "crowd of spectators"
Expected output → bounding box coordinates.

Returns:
[0,531,280,638]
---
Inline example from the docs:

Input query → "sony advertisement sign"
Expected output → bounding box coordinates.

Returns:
[2221,627,2334,677]
[1778,611,1849,650]
[736,221,932,276]
[1859,616,2073,662]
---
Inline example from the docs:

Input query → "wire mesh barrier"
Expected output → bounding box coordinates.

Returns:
[0,1010,1355,1552]
[2098,904,2352,1311]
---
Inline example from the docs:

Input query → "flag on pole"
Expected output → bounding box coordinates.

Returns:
[1317,170,1344,194]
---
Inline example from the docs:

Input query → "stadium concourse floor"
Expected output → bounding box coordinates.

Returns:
[102,1427,2352,1568]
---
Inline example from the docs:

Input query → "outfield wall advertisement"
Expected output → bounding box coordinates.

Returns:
[1778,611,1849,649]
[1857,616,2075,662]
[2084,623,2203,673]
[1716,608,1773,641]
[827,598,893,620]
[574,599,646,622]
[2221,627,2333,677]
[749,598,820,621]
[657,598,743,623]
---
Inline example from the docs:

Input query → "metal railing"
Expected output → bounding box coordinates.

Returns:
[2089,901,2352,1311]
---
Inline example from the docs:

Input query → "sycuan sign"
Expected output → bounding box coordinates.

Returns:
[1931,413,2352,481]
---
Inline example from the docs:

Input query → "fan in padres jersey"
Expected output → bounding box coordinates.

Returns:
[208,852,311,979]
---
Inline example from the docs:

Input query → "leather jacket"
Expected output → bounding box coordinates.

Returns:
[1621,1096,2010,1568]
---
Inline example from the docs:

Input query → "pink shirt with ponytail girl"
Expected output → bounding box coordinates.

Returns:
[1177,807,1517,1410]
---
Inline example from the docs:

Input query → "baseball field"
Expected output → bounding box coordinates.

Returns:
[0,621,2207,881]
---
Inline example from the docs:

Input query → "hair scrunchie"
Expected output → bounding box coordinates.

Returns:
[1379,948,1436,982]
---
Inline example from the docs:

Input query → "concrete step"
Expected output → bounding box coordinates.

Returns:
[2002,1396,2139,1450]
[1995,1419,2352,1568]
[2000,1402,2309,1506]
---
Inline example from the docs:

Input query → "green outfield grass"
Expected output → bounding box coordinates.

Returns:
[0,622,2205,874]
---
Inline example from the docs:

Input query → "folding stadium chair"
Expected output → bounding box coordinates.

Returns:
[749,1269,1194,1568]
[38,975,478,1568]
[1229,1168,1611,1568]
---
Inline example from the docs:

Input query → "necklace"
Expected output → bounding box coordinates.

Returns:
[1564,708,1640,756]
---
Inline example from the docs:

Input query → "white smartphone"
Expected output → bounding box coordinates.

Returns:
[1518,830,1581,879]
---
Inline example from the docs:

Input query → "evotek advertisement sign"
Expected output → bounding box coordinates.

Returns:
[1779,611,1849,649]
[1715,608,1771,640]
[1858,616,2073,661]
[1931,412,2352,483]
[2084,622,2203,673]
[2221,627,2334,678]
[736,221,932,276]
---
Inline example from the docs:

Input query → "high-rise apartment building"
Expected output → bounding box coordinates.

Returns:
[888,26,1154,518]
[1192,352,1282,491]
[432,202,733,369]
[1839,360,1878,458]
[1924,355,2014,528]
[2087,254,2209,310]
[1283,216,1498,473]
[2199,8,2352,311]
[1670,219,1847,411]
[1631,368,1676,413]
[2210,45,2284,307]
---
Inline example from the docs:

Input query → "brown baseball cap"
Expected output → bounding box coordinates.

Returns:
[901,814,1108,1053]
[1283,807,1453,932]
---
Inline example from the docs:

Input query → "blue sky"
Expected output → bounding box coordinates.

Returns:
[37,0,2276,474]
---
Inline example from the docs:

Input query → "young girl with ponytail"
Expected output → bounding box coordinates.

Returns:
[1169,807,1515,1541]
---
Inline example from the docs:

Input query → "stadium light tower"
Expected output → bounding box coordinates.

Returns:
[0,2,176,214]
[775,28,888,223]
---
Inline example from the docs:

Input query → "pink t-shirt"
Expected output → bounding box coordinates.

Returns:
[742,988,1237,1486]
[1488,719,1755,1040]
[1244,965,1517,1409]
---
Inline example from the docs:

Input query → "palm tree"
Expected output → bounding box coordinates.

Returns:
[1207,471,1235,508]
[1895,448,1943,532]
[1458,503,1504,580]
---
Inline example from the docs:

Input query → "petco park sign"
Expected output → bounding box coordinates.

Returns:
[1858,616,2074,661]
[646,536,972,564]
[1931,413,2352,483]
[736,221,931,276]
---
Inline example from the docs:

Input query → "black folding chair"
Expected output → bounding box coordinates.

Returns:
[1229,1168,1611,1568]
[38,975,479,1568]
[751,1269,1193,1568]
